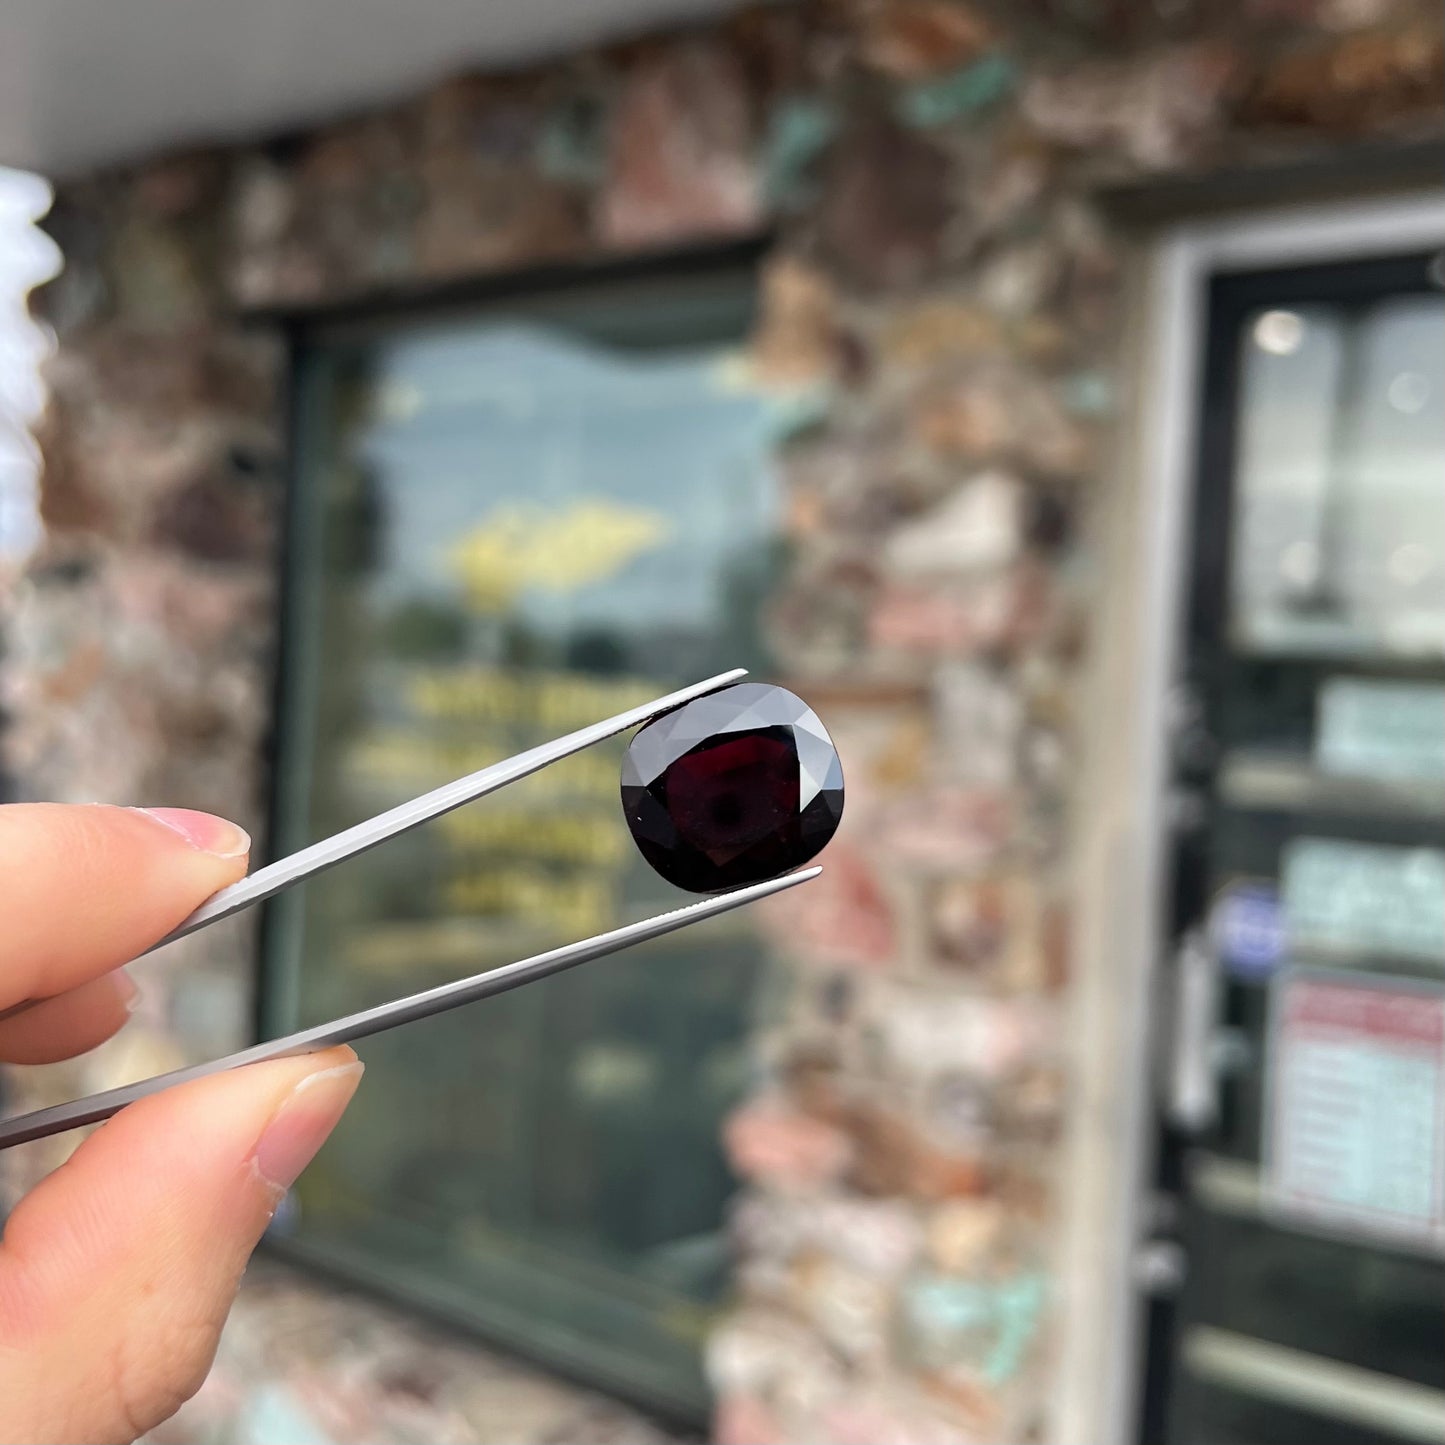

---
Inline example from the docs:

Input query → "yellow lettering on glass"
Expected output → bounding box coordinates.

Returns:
[445,868,615,937]
[448,499,672,611]
[407,668,654,726]
[438,809,628,866]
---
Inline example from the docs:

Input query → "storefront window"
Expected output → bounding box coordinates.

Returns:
[265,263,795,1414]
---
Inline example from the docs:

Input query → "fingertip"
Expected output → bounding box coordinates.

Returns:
[253,1053,364,1193]
[0,1044,364,1444]
[0,1047,364,1279]
[0,803,253,1009]
[128,807,252,861]
[0,970,140,1064]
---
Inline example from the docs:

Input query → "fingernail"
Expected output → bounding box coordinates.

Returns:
[131,807,251,859]
[115,970,141,1014]
[254,1061,363,1192]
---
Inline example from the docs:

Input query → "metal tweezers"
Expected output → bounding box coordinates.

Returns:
[0,669,819,1151]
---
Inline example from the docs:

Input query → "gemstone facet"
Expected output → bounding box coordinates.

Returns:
[621,683,844,893]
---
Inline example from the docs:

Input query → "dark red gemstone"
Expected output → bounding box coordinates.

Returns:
[621,683,844,893]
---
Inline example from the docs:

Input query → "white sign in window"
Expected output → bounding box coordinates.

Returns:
[1317,678,1445,783]
[1282,838,1445,965]
[1267,972,1445,1243]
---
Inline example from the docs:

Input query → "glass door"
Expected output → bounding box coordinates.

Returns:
[1144,246,1445,1445]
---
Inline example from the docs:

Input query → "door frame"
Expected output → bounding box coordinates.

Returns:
[1056,189,1445,1445]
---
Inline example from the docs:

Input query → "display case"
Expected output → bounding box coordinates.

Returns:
[1142,229,1445,1445]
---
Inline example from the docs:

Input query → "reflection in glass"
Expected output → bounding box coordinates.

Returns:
[1231,296,1445,656]
[269,272,798,1410]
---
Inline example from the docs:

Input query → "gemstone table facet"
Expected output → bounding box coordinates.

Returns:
[621,683,844,893]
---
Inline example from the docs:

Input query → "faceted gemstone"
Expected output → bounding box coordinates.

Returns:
[621,683,844,893]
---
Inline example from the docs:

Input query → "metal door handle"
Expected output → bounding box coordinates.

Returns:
[1166,927,1222,1131]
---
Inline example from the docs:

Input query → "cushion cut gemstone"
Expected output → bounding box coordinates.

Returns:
[621,683,844,893]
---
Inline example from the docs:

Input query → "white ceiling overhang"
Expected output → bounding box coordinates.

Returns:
[0,0,739,178]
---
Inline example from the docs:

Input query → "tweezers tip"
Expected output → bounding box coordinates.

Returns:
[743,863,822,896]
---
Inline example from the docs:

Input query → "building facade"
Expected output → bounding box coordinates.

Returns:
[3,2,1442,1442]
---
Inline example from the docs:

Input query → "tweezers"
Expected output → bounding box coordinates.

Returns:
[0,669,819,1151]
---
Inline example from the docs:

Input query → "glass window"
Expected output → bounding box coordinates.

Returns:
[265,264,796,1414]
[1230,293,1445,657]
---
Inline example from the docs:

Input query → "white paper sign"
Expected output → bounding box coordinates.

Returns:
[1317,678,1445,782]
[1267,973,1445,1242]
[1282,838,1445,965]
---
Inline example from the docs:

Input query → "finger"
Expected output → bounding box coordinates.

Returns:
[0,1046,362,1445]
[0,971,139,1063]
[0,803,250,1012]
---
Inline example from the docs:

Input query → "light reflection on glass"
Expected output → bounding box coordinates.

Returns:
[1386,370,1429,414]
[1253,309,1306,355]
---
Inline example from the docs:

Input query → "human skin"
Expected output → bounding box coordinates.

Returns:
[0,803,362,1443]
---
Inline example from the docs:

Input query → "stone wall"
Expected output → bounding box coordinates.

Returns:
[5,1,1441,1441]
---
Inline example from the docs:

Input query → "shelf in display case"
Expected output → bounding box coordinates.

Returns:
[1278,946,1445,986]
[1218,751,1445,822]
[1182,1326,1445,1443]
[1231,619,1445,667]
[1225,640,1445,678]
[1191,1154,1445,1263]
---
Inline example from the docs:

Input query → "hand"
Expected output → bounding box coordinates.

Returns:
[0,804,363,1444]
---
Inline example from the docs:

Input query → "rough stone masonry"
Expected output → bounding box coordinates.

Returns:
[4,1,1441,1441]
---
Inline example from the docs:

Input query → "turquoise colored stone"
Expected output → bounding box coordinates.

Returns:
[897,54,1018,129]
[763,97,840,206]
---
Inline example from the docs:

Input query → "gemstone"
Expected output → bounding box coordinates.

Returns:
[621,683,844,893]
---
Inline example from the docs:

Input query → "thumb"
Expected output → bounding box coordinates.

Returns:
[0,1047,362,1445]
